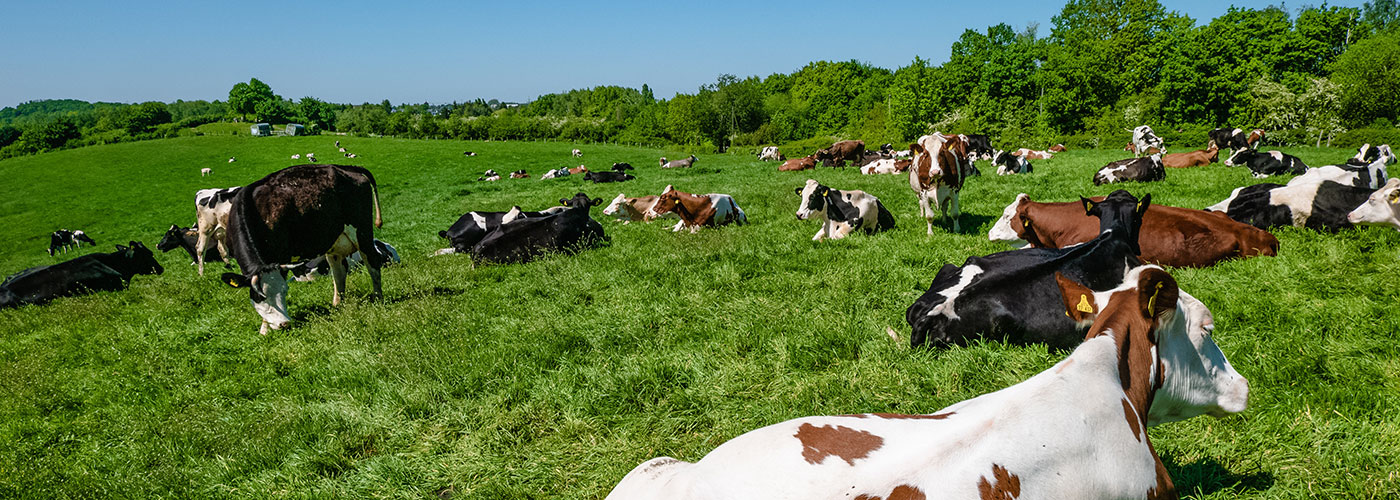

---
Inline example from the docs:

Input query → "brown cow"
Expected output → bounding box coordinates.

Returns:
[813,140,865,168]
[989,193,1278,268]
[646,185,748,233]
[1162,145,1218,168]
[778,156,817,171]
[1125,143,1162,156]
[1011,148,1054,160]
[509,170,530,179]
[568,165,589,175]
[601,193,676,224]
[1049,144,1068,152]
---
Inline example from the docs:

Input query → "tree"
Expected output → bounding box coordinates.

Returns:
[17,118,80,152]
[122,102,172,134]
[1363,0,1400,33]
[1329,30,1400,126]
[296,97,336,130]
[228,78,276,121]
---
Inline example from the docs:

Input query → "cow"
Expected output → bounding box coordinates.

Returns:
[1223,149,1307,177]
[989,193,1278,268]
[569,165,589,175]
[194,187,242,276]
[858,150,888,167]
[572,148,583,157]
[201,168,212,176]
[1094,154,1165,185]
[908,133,975,234]
[892,149,912,159]
[1206,180,1375,232]
[646,185,748,233]
[601,193,680,224]
[907,190,1148,349]
[660,155,698,169]
[1346,143,1394,167]
[1245,129,1265,149]
[438,205,568,254]
[510,170,530,179]
[470,192,607,264]
[758,146,782,161]
[289,240,401,282]
[1292,155,1388,190]
[2,242,164,309]
[540,167,571,180]
[1129,125,1165,156]
[1161,145,1218,168]
[962,134,994,160]
[583,171,635,183]
[228,157,236,163]
[1011,148,1054,160]
[1347,178,1400,230]
[793,179,894,241]
[219,164,386,335]
[463,151,477,156]
[860,158,909,175]
[47,229,96,256]
[1207,128,1248,151]
[813,140,865,168]
[1048,144,1068,152]
[605,265,1248,500]
[291,154,301,160]
[778,156,816,172]
[991,150,1032,176]
[157,224,223,265]
[478,169,500,182]
[611,162,635,172]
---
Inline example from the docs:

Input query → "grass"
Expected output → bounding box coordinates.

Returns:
[0,135,1397,499]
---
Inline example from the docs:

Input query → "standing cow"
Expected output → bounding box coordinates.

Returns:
[47,229,97,256]
[813,140,865,168]
[194,187,242,275]
[908,133,975,233]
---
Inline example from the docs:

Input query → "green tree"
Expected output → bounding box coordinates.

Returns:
[296,97,336,130]
[18,118,80,152]
[1363,0,1400,33]
[122,101,172,134]
[1329,30,1400,125]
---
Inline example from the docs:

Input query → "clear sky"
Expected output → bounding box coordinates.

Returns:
[0,0,1369,108]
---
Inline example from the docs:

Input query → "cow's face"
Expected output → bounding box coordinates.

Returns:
[1083,190,1148,254]
[222,270,291,332]
[1149,289,1250,425]
[1348,178,1400,229]
[1223,147,1253,167]
[123,241,164,275]
[560,192,602,211]
[602,193,629,216]
[794,180,826,220]
[157,225,186,252]
[73,230,96,246]
[649,190,682,217]
[987,193,1030,248]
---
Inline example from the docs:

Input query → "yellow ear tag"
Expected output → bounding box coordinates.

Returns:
[1136,200,1144,211]
[1146,282,1164,315]
[1023,219,1031,228]
[674,199,681,205]
[227,279,240,287]
[822,189,829,197]
[1076,294,1094,313]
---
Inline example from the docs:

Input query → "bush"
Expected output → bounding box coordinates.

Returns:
[1332,127,1400,149]
[777,136,842,158]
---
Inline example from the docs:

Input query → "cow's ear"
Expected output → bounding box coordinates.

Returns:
[115,244,129,252]
[560,198,569,206]
[909,143,923,155]
[1138,267,1179,321]
[794,187,803,195]
[129,240,141,248]
[222,272,251,289]
[1081,197,1099,216]
[169,224,180,231]
[592,198,603,206]
[1055,272,1100,327]
[1136,193,1152,215]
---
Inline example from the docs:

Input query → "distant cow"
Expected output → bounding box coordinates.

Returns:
[1048,144,1067,152]
[157,224,223,265]
[478,169,500,182]
[438,205,567,254]
[611,162,635,171]
[2,242,163,309]
[194,187,242,275]
[289,240,401,282]
[569,165,589,175]
[510,170,530,179]
[860,158,909,175]
[1207,180,1373,232]
[1223,149,1307,177]
[1162,145,1218,168]
[646,185,748,233]
[571,149,583,157]
[991,150,1033,175]
[1094,154,1164,185]
[962,134,994,160]
[471,192,607,264]
[463,151,477,156]
[794,179,894,240]
[660,155,698,168]
[1209,128,1246,151]
[1347,178,1400,230]
[201,168,212,176]
[219,164,387,335]
[1011,148,1054,160]
[1130,125,1165,156]
[48,229,96,256]
[779,156,817,171]
[758,146,782,161]
[813,140,865,168]
[583,171,635,183]
[908,133,976,233]
[540,168,572,180]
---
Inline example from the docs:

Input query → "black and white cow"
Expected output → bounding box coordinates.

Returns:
[1093,154,1164,185]
[1223,149,1308,177]
[1208,128,1251,151]
[157,224,224,266]
[1348,178,1400,230]
[793,179,895,241]
[583,171,635,183]
[991,149,1033,175]
[194,186,242,275]
[905,190,1150,349]
[437,205,567,254]
[219,164,387,335]
[2,242,163,309]
[611,162,635,172]
[1206,180,1373,232]
[1292,155,1389,190]
[478,169,500,181]
[758,146,782,161]
[47,229,96,256]
[963,134,994,160]
[289,239,401,282]
[471,192,607,264]
[1130,125,1165,157]
[1346,143,1394,167]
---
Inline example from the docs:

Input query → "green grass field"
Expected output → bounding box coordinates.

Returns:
[0,135,1397,499]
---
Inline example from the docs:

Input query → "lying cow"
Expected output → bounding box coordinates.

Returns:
[813,140,865,168]
[991,150,1032,175]
[571,148,583,157]
[438,205,567,254]
[606,265,1248,500]
[1223,149,1307,177]
[540,168,572,180]
[1094,154,1164,185]
[660,155,698,168]
[2,242,164,309]
[611,162,635,171]
[1347,178,1400,230]
[859,158,910,175]
[509,170,530,179]
[194,186,242,275]
[962,134,994,160]
[1048,143,1067,152]
[908,133,976,234]
[1129,125,1165,156]
[757,146,782,161]
[478,169,500,181]
[471,192,607,264]
[289,240,401,282]
[989,193,1278,268]
[158,224,224,266]
[1011,148,1054,160]
[646,185,748,233]
[779,156,816,171]
[48,229,96,256]
[1206,180,1374,232]
[793,179,895,241]
[1347,143,1394,167]
[1292,155,1388,190]
[601,194,673,223]
[569,165,589,175]
[583,171,635,183]
[1208,128,1252,151]
[1162,145,1218,168]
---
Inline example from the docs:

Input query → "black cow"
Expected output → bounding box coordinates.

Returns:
[220,164,386,334]
[471,192,607,264]
[157,224,224,265]
[583,171,635,183]
[2,242,163,309]
[1224,149,1307,177]
[48,229,96,256]
[1208,128,1248,151]
[905,190,1149,349]
[963,134,994,160]
[1094,155,1165,185]
[611,162,634,172]
[1206,180,1373,232]
[438,205,566,254]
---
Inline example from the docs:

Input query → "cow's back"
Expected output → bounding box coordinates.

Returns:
[0,257,125,308]
[230,164,379,268]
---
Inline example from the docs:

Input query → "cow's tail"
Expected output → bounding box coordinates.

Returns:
[371,182,383,228]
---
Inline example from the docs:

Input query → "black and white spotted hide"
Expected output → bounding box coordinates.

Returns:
[794,179,895,241]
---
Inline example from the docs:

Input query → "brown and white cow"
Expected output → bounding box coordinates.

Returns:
[509,170,530,179]
[859,158,910,175]
[1161,145,1218,168]
[605,265,1248,500]
[645,185,748,233]
[601,193,677,224]
[989,193,1278,268]
[1049,143,1068,152]
[1011,148,1054,160]
[778,156,817,171]
[908,133,975,234]
[813,140,865,168]
[569,165,589,175]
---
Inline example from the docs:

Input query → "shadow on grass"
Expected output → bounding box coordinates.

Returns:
[1167,455,1274,498]
[949,214,997,235]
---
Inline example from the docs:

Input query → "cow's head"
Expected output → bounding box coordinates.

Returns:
[794,179,829,220]
[649,186,688,218]
[1347,178,1400,230]
[157,224,186,252]
[1082,190,1148,255]
[1223,147,1254,167]
[602,193,630,217]
[988,193,1032,248]
[119,241,164,276]
[73,230,96,246]
[222,268,291,334]
[612,162,633,171]
[560,192,603,211]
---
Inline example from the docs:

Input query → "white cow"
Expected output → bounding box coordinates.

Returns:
[540,168,571,180]
[758,146,782,161]
[794,179,895,240]
[291,154,300,160]
[200,168,212,177]
[860,158,904,175]
[194,187,242,276]
[1347,178,1400,230]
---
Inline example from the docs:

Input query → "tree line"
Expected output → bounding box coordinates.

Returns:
[4,0,1400,160]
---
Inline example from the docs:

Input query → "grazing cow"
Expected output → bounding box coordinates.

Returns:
[569,165,589,175]
[908,133,976,234]
[962,134,994,160]
[908,190,1148,349]
[510,170,530,179]
[1049,144,1068,152]
[989,193,1278,268]
[219,164,386,335]
[813,140,865,168]
[478,169,500,182]
[540,167,571,180]
[1207,180,1377,232]
[289,240,401,282]
[1162,145,1218,168]
[758,146,782,161]
[339,147,347,153]
[1129,125,1165,156]
[779,156,817,171]
[463,151,477,156]
[194,187,242,275]
[991,150,1033,175]
[1346,143,1394,167]
[1223,149,1307,177]
[611,162,634,172]
[572,148,583,157]
[1347,178,1400,230]
[793,179,894,240]
[646,185,748,233]
[606,265,1248,500]
[2,242,164,309]
[860,158,909,175]
[1011,148,1054,160]
[201,167,212,176]
[438,205,568,254]
[157,224,223,265]
[335,140,340,148]
[47,229,96,256]
[471,192,607,264]
[601,194,677,224]
[1293,155,1388,190]
[1094,154,1165,185]
[660,155,699,169]
[583,171,635,183]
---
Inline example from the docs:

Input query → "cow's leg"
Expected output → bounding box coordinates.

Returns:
[213,228,231,267]
[259,320,271,336]
[949,189,962,233]
[671,220,684,232]
[920,195,935,235]
[328,254,348,306]
[354,226,386,301]
[814,222,827,241]
[195,229,211,275]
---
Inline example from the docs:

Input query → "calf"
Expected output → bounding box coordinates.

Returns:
[471,192,607,264]
[47,229,96,256]
[793,179,895,241]
[194,187,242,275]
[646,185,748,233]
[606,265,1248,500]
[1292,155,1388,190]
[1206,180,1373,232]
[583,171,635,183]
[157,224,223,265]
[569,165,589,175]
[438,205,567,254]
[757,146,782,161]
[660,155,698,169]
[908,133,976,234]
[509,170,530,179]
[2,242,164,309]
[907,190,1148,349]
[1161,145,1218,168]
[989,193,1278,268]
[778,156,816,171]
[1347,178,1400,230]
[1094,154,1164,185]
[991,150,1032,175]
[813,140,865,167]
[1223,149,1307,177]
[1129,125,1165,156]
[290,240,401,282]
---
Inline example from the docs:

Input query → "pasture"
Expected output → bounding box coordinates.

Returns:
[0,135,1397,499]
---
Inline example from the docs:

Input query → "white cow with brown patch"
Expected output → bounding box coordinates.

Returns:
[606,265,1248,500]
[601,193,676,224]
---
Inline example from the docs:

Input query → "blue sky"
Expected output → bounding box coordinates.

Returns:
[0,0,1370,108]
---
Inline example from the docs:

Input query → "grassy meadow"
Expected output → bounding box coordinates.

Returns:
[0,135,1397,499]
